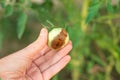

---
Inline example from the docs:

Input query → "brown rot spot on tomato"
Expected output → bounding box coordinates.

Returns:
[48,28,69,49]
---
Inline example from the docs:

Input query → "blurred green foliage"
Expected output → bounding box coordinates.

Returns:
[0,0,120,80]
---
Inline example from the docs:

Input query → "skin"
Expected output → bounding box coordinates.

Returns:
[0,28,72,80]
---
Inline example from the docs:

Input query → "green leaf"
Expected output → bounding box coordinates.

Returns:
[19,0,25,3]
[115,59,120,74]
[0,0,5,8]
[91,0,100,4]
[0,32,3,49]
[67,26,82,48]
[86,2,101,23]
[17,12,27,39]
[96,36,119,59]
[106,0,114,13]
[91,55,106,66]
[86,61,94,72]
[5,5,13,17]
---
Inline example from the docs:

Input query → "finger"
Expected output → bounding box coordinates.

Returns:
[33,45,51,60]
[34,49,58,66]
[43,55,71,80]
[25,74,33,80]
[39,42,72,72]
[39,46,51,56]
[33,41,72,68]
[27,63,43,80]
[34,41,72,67]
[20,28,48,59]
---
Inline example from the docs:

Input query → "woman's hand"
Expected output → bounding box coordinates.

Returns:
[0,28,72,80]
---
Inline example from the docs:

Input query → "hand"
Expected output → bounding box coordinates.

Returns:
[0,28,72,80]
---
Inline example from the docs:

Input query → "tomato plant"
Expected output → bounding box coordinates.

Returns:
[0,0,120,80]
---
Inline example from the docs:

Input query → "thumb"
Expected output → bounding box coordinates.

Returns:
[20,28,48,59]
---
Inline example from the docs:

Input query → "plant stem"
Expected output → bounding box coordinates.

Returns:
[105,56,114,80]
[71,51,84,80]
[96,14,120,21]
[71,60,81,80]
[81,0,90,33]
[107,20,118,44]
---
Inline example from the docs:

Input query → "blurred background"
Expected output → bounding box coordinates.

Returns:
[0,0,120,80]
